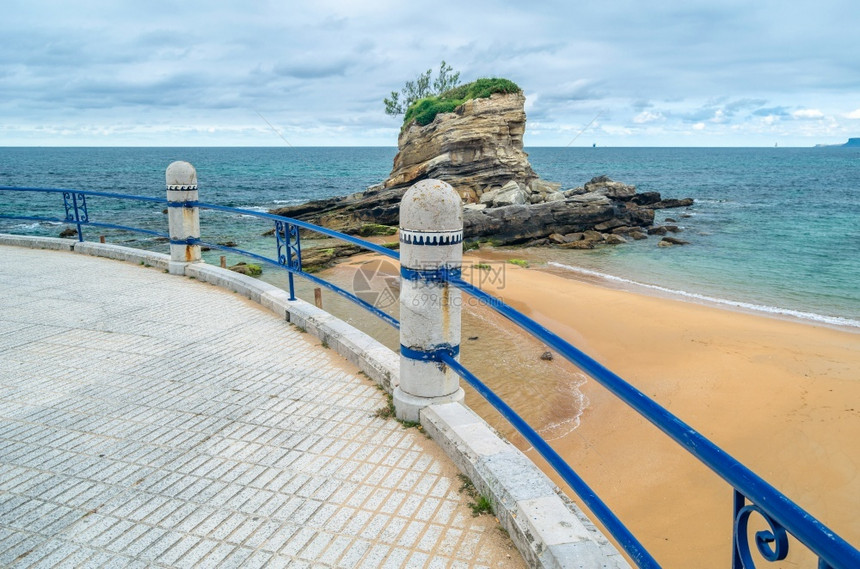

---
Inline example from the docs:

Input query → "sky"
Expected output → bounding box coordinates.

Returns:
[2,0,859,147]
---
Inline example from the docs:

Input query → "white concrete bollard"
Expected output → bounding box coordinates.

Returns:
[393,179,466,422]
[166,161,202,275]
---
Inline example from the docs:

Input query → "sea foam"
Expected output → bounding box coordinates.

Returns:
[548,262,860,330]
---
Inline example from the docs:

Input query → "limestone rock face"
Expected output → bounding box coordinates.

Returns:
[584,175,637,200]
[463,196,657,245]
[480,181,528,207]
[384,93,538,195]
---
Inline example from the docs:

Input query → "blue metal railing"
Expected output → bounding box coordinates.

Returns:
[2,184,858,569]
[0,186,398,328]
[445,279,859,569]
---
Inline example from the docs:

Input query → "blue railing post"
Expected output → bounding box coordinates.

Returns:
[62,191,88,241]
[165,161,202,275]
[275,220,302,301]
[732,490,745,569]
[393,179,466,422]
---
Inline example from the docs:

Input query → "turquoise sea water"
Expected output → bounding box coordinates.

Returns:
[1,146,858,328]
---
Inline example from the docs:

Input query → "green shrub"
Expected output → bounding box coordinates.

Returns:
[402,78,521,127]
[470,495,493,516]
[228,262,263,277]
[457,474,494,516]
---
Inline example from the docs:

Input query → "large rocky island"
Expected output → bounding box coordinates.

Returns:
[272,80,692,249]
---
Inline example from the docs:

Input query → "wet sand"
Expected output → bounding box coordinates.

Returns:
[467,252,860,567]
[314,248,860,566]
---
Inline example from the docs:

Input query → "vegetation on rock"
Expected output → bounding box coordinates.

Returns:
[301,243,362,273]
[228,262,262,276]
[357,223,398,237]
[402,78,522,127]
[384,61,461,117]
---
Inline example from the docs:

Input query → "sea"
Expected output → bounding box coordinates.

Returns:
[1,146,859,329]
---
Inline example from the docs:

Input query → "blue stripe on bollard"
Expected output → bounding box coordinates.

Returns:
[399,344,460,361]
[168,238,201,246]
[400,266,462,282]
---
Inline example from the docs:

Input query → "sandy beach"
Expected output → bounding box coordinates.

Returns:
[458,250,860,568]
[318,246,860,567]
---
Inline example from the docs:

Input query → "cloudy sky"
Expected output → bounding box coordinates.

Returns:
[2,0,859,147]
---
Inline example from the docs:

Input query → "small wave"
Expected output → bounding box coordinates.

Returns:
[548,262,860,329]
[537,416,582,441]
[533,373,589,443]
[11,221,62,229]
[694,199,755,209]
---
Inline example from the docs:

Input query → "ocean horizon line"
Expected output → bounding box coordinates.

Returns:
[0,144,851,149]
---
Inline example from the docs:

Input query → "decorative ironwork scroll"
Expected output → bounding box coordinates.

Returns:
[275,220,301,300]
[275,220,301,271]
[730,490,830,569]
[62,191,88,240]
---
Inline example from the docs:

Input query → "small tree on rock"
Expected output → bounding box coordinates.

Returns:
[384,61,461,117]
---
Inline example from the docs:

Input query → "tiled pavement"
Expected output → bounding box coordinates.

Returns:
[0,246,524,569]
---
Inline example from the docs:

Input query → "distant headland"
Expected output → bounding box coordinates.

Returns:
[815,137,860,147]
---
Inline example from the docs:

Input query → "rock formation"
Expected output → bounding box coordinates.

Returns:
[815,137,860,148]
[271,89,694,247]
[385,92,542,202]
[272,91,558,232]
[464,175,691,247]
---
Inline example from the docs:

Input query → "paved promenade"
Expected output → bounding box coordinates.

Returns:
[0,246,524,568]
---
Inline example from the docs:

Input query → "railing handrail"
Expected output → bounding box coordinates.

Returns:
[0,186,399,327]
[2,183,858,568]
[448,277,860,569]
[0,187,398,259]
[438,350,661,568]
[0,185,168,204]
[195,201,400,261]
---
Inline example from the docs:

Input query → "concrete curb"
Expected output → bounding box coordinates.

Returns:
[73,241,171,271]
[0,234,76,251]
[0,234,630,569]
[422,403,629,569]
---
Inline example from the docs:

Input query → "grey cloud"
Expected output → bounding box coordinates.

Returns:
[537,81,605,104]
[273,60,354,79]
[667,98,772,123]
[723,99,768,116]
[2,0,860,145]
[752,106,790,118]
[672,106,720,123]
